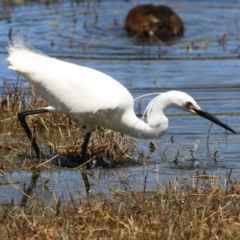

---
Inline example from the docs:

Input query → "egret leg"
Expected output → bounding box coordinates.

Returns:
[18,110,92,167]
[80,132,92,168]
[18,109,49,158]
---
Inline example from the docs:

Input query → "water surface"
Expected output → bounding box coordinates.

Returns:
[0,0,239,205]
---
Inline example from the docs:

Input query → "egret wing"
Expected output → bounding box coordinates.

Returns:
[7,47,133,115]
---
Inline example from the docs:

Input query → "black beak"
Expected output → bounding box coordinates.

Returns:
[194,109,236,134]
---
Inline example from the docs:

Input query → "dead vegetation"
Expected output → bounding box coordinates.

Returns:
[0,76,144,171]
[0,175,240,239]
[0,77,239,239]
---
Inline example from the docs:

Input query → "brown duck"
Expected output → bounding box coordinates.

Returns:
[125,4,184,43]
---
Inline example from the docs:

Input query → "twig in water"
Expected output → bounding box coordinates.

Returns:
[143,172,148,193]
[206,122,213,157]
[82,35,96,51]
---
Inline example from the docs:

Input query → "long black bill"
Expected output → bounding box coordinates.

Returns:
[194,109,236,134]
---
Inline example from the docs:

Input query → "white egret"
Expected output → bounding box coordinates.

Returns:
[6,41,236,167]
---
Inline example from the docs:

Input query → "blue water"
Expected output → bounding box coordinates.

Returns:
[0,0,239,205]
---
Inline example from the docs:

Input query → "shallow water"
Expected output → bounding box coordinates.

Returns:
[0,0,240,205]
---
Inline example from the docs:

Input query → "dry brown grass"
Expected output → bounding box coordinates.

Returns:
[0,77,144,170]
[0,176,240,239]
[0,78,240,239]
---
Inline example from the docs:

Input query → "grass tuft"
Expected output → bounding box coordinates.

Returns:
[0,77,142,170]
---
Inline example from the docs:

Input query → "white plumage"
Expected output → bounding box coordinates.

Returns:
[6,41,236,164]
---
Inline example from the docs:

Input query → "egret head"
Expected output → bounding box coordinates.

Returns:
[176,91,237,134]
[163,91,200,112]
[156,91,236,134]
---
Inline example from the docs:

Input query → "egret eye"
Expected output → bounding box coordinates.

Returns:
[186,101,192,109]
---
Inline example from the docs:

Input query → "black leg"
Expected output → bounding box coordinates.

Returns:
[80,132,91,158]
[80,132,91,168]
[18,109,92,168]
[18,109,49,158]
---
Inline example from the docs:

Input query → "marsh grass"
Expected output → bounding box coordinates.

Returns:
[0,77,239,238]
[0,76,145,171]
[0,175,240,239]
